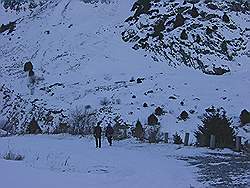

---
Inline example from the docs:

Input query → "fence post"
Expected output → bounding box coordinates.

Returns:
[164,132,168,143]
[184,133,189,146]
[210,135,216,149]
[199,135,206,147]
[236,136,241,152]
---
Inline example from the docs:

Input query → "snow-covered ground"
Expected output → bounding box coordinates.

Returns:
[0,135,249,188]
[0,135,203,188]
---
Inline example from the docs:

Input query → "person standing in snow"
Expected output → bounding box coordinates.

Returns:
[93,121,102,148]
[105,124,114,146]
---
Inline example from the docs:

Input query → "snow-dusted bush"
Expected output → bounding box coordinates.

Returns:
[53,123,70,134]
[2,113,20,135]
[68,106,97,136]
[144,125,162,143]
[26,117,42,134]
[100,97,110,106]
[3,151,24,161]
[173,132,183,144]
[195,107,235,148]
[0,117,8,134]
[113,122,129,140]
[0,129,7,137]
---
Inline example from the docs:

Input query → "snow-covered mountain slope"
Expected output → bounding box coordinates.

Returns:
[0,0,249,141]
[122,0,250,73]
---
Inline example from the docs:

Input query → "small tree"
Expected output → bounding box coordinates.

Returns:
[113,122,129,140]
[26,117,42,134]
[173,132,183,144]
[133,120,144,140]
[195,107,235,148]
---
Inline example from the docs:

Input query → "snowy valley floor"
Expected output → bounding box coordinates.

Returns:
[0,135,249,188]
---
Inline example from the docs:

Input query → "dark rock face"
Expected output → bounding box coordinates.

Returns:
[222,13,230,23]
[207,3,218,10]
[203,66,230,76]
[122,0,249,74]
[24,61,33,72]
[137,78,143,83]
[179,111,189,120]
[0,22,16,34]
[240,109,250,125]
[155,107,164,116]
[190,5,199,18]
[173,13,185,29]
[180,29,188,40]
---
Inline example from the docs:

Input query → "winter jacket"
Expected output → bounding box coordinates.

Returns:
[105,126,114,137]
[94,125,102,138]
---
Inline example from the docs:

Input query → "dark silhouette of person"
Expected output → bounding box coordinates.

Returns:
[105,124,114,146]
[93,121,102,148]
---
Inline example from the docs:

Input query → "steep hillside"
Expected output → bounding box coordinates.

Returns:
[122,0,250,74]
[0,0,249,142]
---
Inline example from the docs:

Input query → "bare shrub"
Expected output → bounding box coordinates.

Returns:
[3,151,24,161]
[69,106,97,135]
[144,125,162,143]
[53,123,70,134]
[100,97,110,106]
